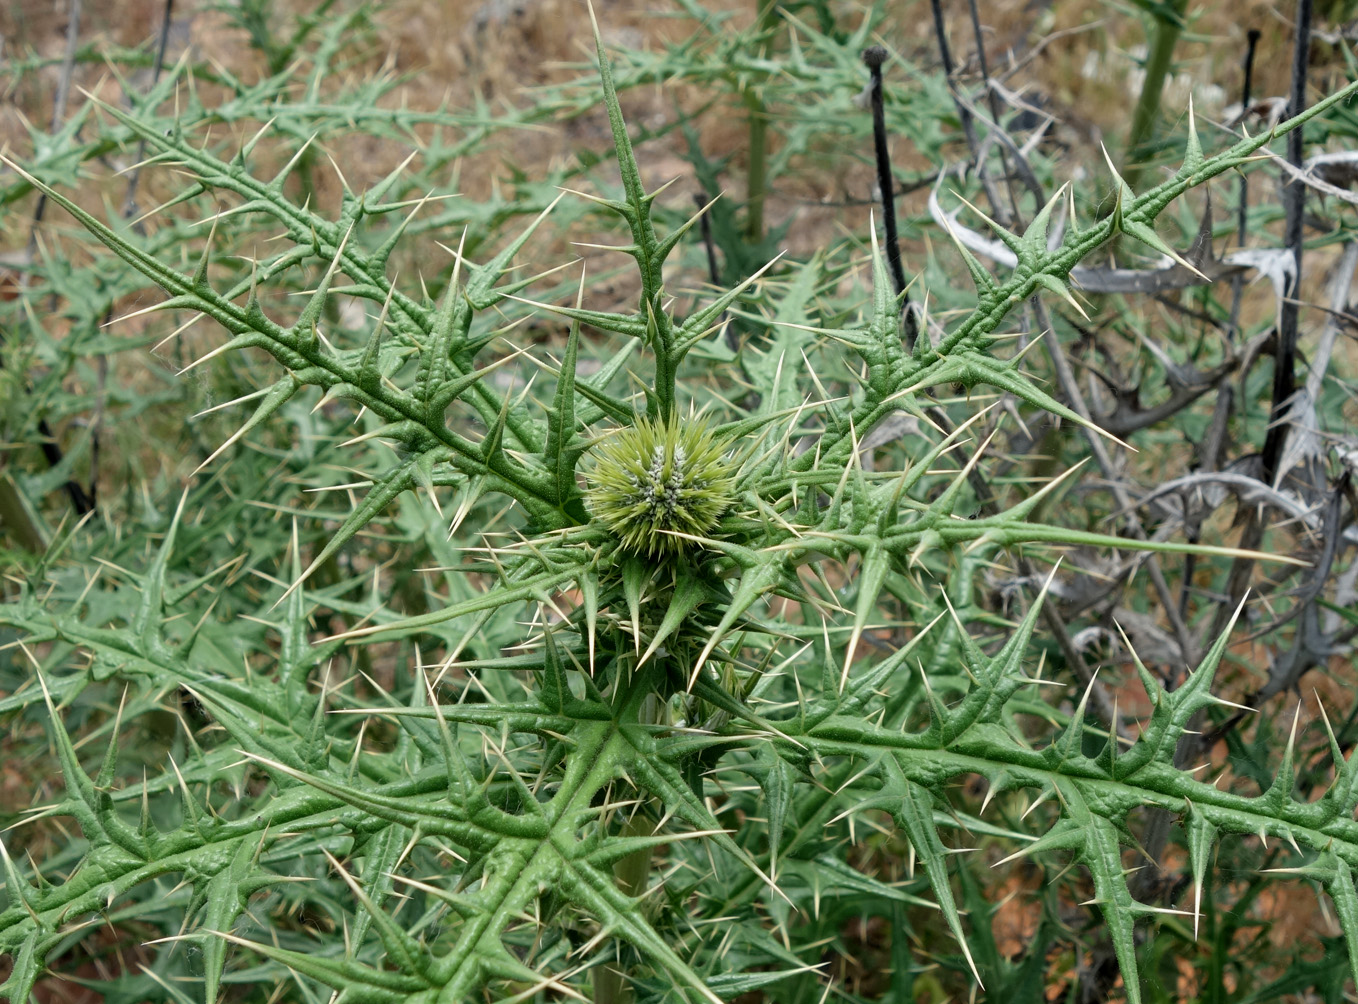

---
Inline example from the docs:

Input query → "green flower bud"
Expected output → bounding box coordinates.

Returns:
[586,416,735,557]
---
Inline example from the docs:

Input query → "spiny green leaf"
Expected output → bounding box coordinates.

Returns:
[885,761,983,986]
[544,317,587,507]
[639,562,712,667]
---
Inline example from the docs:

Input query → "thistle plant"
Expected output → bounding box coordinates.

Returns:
[4,4,1358,1003]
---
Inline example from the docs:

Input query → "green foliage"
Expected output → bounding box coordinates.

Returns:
[3,3,1358,1003]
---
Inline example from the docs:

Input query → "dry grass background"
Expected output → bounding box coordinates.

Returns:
[1,0,1330,263]
[3,0,1339,404]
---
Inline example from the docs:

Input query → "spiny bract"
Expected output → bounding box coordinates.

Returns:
[586,416,735,557]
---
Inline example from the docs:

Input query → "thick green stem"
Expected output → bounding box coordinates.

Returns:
[593,812,656,1004]
[0,470,47,554]
[744,88,767,243]
[594,685,668,1004]
[1122,0,1189,192]
[742,0,779,244]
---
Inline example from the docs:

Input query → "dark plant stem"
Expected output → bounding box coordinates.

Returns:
[1261,0,1312,486]
[1235,30,1262,257]
[927,0,979,159]
[122,0,177,217]
[696,195,721,287]
[964,0,997,122]
[695,193,737,351]
[964,0,1021,221]
[1187,28,1261,618]
[861,45,915,348]
[1226,28,1262,344]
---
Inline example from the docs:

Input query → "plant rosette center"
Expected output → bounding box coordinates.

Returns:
[586,416,735,557]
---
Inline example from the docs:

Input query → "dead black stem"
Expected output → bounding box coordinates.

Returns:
[693,193,737,352]
[1262,1,1312,485]
[927,0,979,159]
[122,0,178,217]
[964,0,1021,222]
[861,45,915,348]
[1225,28,1261,343]
[1235,30,1262,258]
[1185,26,1262,618]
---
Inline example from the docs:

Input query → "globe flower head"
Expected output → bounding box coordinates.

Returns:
[586,416,735,558]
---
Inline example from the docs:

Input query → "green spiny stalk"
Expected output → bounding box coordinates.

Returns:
[1122,0,1190,193]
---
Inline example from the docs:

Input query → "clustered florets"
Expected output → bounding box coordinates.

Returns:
[586,416,735,557]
